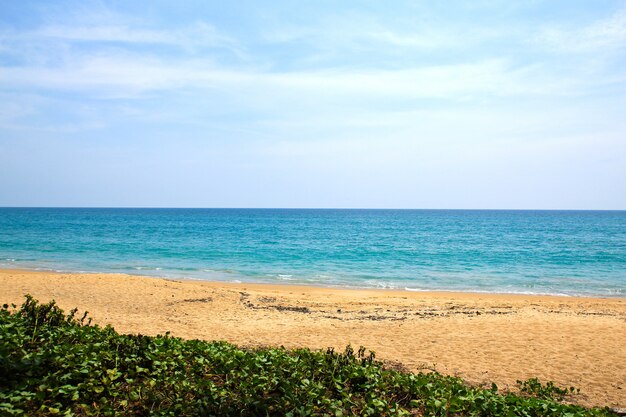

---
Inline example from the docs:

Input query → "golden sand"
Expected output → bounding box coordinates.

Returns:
[1,269,624,408]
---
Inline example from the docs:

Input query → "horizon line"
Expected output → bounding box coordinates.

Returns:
[1,206,625,212]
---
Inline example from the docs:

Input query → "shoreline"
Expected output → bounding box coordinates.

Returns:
[1,268,625,408]
[1,266,622,299]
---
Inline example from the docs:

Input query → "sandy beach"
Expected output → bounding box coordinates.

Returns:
[1,269,624,408]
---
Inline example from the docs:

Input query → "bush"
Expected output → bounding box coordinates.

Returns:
[0,296,617,416]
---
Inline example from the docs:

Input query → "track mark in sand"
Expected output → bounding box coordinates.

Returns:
[181,297,213,303]
[238,294,519,321]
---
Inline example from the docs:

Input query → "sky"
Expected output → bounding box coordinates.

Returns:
[1,1,625,209]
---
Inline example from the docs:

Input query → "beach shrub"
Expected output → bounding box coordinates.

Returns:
[0,296,618,416]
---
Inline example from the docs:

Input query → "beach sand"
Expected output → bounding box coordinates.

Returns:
[1,269,624,408]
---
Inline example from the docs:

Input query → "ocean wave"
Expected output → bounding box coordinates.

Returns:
[404,287,429,292]
[368,281,397,289]
[404,286,574,297]
[263,273,296,281]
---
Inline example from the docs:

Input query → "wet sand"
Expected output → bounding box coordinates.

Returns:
[1,269,624,408]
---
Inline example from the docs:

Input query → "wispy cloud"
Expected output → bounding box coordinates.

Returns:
[34,22,240,52]
[535,6,626,53]
[0,52,598,102]
[264,19,458,51]
[0,1,245,59]
[3,2,622,105]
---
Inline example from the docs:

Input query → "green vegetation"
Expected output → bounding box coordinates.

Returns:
[517,378,579,402]
[0,296,617,416]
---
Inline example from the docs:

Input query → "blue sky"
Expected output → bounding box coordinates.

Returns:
[1,1,625,209]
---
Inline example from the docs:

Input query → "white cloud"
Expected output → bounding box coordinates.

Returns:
[265,23,456,51]
[0,52,588,103]
[535,7,626,53]
[2,3,621,107]
[34,22,239,52]
[262,13,475,54]
[0,2,244,57]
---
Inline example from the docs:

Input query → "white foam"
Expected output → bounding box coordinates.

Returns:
[404,287,428,292]
[277,274,294,281]
[133,266,162,271]
[405,286,573,297]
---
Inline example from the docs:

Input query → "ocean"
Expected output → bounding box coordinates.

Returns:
[0,208,624,297]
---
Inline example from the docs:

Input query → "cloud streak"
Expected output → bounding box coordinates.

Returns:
[534,6,626,53]
[36,22,238,50]
[0,52,607,103]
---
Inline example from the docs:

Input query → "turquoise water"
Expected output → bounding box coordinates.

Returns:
[0,208,624,297]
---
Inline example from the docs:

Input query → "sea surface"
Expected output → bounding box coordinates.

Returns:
[0,208,624,297]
